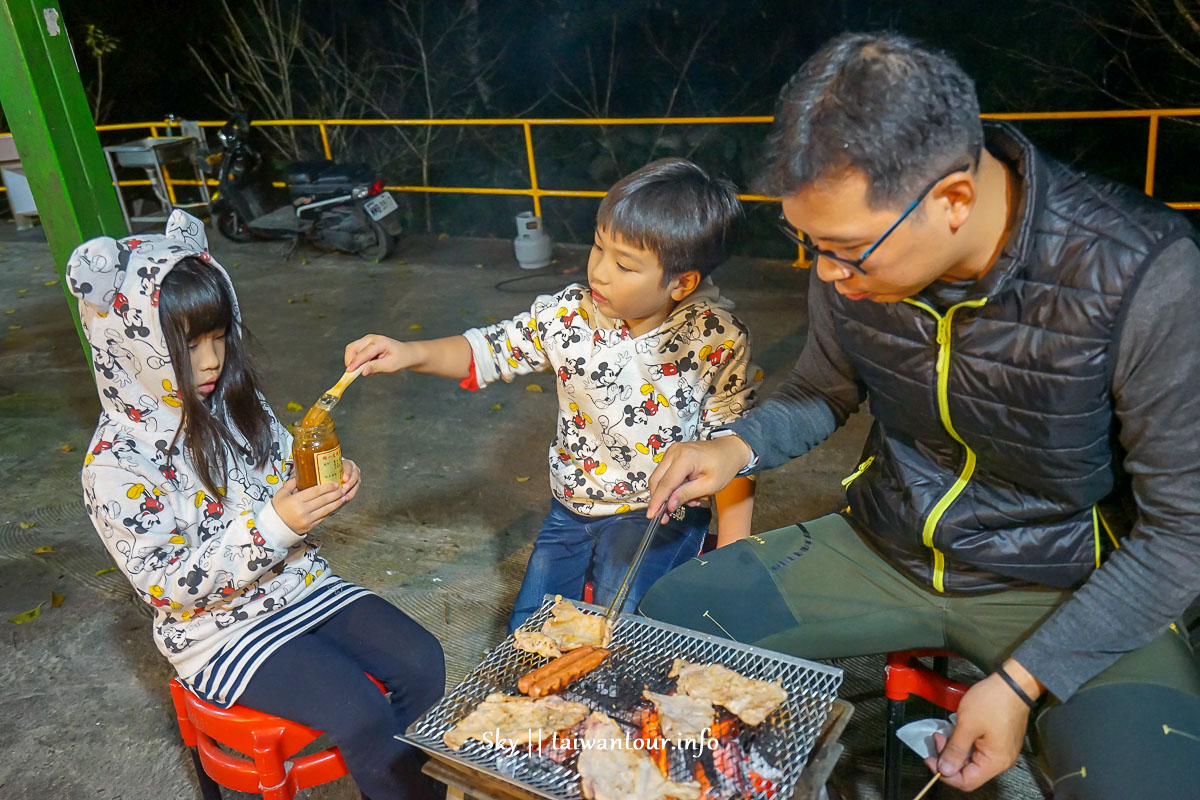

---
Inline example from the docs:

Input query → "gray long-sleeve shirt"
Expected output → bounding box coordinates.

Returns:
[728,238,1200,700]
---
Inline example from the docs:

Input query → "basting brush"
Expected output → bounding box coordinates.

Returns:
[300,366,363,427]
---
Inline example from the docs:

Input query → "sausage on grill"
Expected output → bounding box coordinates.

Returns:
[518,645,611,697]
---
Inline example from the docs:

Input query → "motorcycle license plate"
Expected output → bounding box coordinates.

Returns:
[364,191,398,221]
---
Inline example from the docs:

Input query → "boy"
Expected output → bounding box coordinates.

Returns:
[345,158,760,631]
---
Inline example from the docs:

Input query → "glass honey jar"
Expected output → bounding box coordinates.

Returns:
[292,416,342,490]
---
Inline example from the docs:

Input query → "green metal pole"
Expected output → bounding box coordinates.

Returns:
[0,0,127,365]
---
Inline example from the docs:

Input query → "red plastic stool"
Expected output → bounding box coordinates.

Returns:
[883,650,970,800]
[169,675,385,799]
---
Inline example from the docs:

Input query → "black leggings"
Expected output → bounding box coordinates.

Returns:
[237,594,445,800]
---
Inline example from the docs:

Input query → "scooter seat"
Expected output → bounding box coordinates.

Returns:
[286,160,372,188]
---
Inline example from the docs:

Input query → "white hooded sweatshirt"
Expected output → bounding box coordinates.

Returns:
[69,211,368,707]
[462,279,760,516]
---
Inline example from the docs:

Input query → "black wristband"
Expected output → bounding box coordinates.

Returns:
[995,666,1037,709]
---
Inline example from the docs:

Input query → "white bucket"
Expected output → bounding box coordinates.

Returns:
[514,211,552,269]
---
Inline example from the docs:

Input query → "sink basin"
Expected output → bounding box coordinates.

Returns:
[104,137,196,169]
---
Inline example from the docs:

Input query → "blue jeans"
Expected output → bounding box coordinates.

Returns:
[508,498,711,632]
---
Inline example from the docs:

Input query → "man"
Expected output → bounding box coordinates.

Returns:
[640,32,1200,799]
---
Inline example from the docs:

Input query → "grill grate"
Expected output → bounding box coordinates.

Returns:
[401,598,843,800]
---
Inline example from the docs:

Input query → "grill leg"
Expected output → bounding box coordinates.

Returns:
[189,748,223,800]
[884,697,905,800]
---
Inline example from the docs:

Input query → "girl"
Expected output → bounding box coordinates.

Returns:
[70,211,444,800]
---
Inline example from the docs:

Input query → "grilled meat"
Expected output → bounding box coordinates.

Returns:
[577,712,702,800]
[442,693,590,751]
[539,596,613,650]
[668,659,788,726]
[513,629,563,659]
[642,689,715,746]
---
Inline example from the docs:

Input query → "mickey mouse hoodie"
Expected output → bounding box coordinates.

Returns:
[69,211,368,706]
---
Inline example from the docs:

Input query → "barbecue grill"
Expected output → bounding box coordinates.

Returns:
[401,598,844,800]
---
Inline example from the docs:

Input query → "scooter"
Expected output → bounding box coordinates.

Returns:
[211,112,402,260]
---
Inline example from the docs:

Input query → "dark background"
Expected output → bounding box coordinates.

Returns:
[6,0,1199,246]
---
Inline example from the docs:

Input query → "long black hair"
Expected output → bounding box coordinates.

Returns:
[159,257,273,496]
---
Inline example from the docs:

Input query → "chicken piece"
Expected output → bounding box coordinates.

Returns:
[539,596,613,650]
[577,712,702,800]
[643,690,715,747]
[442,693,590,751]
[668,659,788,726]
[513,629,563,659]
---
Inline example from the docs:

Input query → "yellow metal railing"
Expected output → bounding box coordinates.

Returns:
[2,109,1198,211]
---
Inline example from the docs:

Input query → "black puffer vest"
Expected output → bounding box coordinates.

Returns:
[841,122,1196,593]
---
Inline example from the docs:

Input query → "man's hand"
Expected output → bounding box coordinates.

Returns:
[647,435,753,520]
[923,659,1042,791]
[344,334,414,376]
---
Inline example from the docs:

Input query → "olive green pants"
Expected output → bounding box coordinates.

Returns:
[637,514,1200,799]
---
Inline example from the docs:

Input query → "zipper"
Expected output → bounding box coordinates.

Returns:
[841,455,876,488]
[1092,505,1121,567]
[902,296,988,593]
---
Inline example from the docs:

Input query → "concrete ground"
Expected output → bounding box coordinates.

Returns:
[0,217,1051,799]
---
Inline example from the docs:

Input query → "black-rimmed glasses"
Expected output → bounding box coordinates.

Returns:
[776,164,971,275]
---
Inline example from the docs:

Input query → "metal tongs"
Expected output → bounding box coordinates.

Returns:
[604,504,667,623]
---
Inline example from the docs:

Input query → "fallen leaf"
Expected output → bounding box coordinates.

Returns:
[316,313,327,319]
[516,476,530,482]
[16,288,26,295]
[8,325,20,331]
[405,414,415,421]
[51,593,65,608]
[409,323,423,331]
[59,444,75,452]
[525,385,544,393]
[287,298,296,304]
[8,603,43,624]
[33,265,42,271]
[94,567,117,576]
[489,403,503,411]
[395,260,406,265]
[19,521,35,529]
[475,263,483,268]
[34,545,56,554]
[438,232,449,240]
[43,280,57,286]
[286,401,304,412]
[232,262,240,268]
[5,310,14,315]
[301,258,309,265]
[485,315,499,323]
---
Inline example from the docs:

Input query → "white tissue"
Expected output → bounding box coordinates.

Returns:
[895,714,957,759]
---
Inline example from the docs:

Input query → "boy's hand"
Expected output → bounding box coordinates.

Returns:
[648,436,753,520]
[271,477,347,535]
[345,334,413,376]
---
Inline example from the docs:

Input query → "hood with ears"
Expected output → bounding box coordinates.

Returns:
[68,210,237,441]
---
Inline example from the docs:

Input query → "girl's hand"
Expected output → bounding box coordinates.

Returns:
[340,459,362,503]
[271,476,346,535]
[345,334,413,376]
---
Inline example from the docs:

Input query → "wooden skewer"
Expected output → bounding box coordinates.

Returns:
[911,772,941,800]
